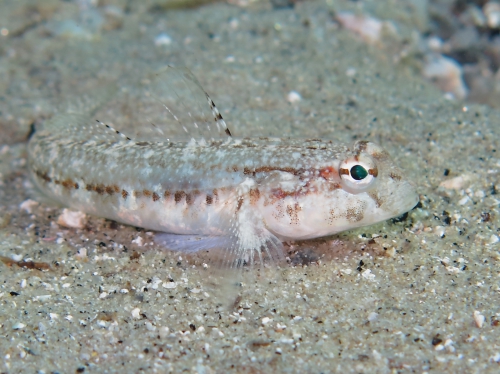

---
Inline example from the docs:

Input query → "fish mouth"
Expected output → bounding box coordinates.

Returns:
[381,181,419,221]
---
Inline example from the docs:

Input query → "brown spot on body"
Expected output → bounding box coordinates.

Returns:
[368,191,384,208]
[35,170,52,183]
[249,188,260,204]
[255,166,298,175]
[345,205,365,222]
[152,192,160,201]
[95,184,105,195]
[236,197,244,212]
[206,195,213,205]
[105,186,115,195]
[355,140,369,152]
[213,189,219,202]
[328,208,337,225]
[122,190,129,199]
[286,203,301,224]
[86,184,93,191]
[389,172,400,181]
[329,183,341,191]
[244,166,300,176]
[369,168,379,177]
[61,179,78,190]
[174,191,185,203]
[133,190,142,198]
[185,193,193,205]
[143,190,152,197]
[164,190,171,199]
[271,188,291,200]
[339,168,349,176]
[371,150,390,161]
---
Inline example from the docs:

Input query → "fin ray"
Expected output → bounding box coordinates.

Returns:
[131,66,232,141]
[155,233,234,253]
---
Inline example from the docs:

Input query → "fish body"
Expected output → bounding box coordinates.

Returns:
[27,68,418,265]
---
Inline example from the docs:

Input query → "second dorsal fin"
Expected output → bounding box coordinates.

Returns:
[134,65,233,141]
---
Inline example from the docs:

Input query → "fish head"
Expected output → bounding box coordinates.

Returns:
[261,141,419,240]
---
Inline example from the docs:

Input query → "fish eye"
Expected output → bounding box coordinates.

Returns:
[339,155,378,193]
[350,165,368,180]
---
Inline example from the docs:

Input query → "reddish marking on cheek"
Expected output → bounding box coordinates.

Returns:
[320,166,338,180]
[271,188,297,200]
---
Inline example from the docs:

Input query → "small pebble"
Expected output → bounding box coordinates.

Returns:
[163,281,177,289]
[131,308,141,319]
[287,91,301,103]
[154,33,172,46]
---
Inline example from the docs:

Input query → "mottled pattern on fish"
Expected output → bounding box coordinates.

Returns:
[27,67,418,266]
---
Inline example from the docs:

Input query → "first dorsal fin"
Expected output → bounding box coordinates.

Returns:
[40,113,133,143]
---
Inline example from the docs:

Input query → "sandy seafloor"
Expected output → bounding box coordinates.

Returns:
[0,0,499,373]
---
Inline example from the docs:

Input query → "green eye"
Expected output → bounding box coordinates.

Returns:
[350,165,368,180]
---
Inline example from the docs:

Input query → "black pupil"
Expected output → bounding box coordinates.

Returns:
[350,165,368,181]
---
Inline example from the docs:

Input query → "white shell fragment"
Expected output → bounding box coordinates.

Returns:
[19,199,39,213]
[439,174,472,190]
[336,12,396,44]
[474,310,485,328]
[286,91,302,103]
[423,55,468,100]
[12,322,26,330]
[57,209,87,229]
[154,33,172,46]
